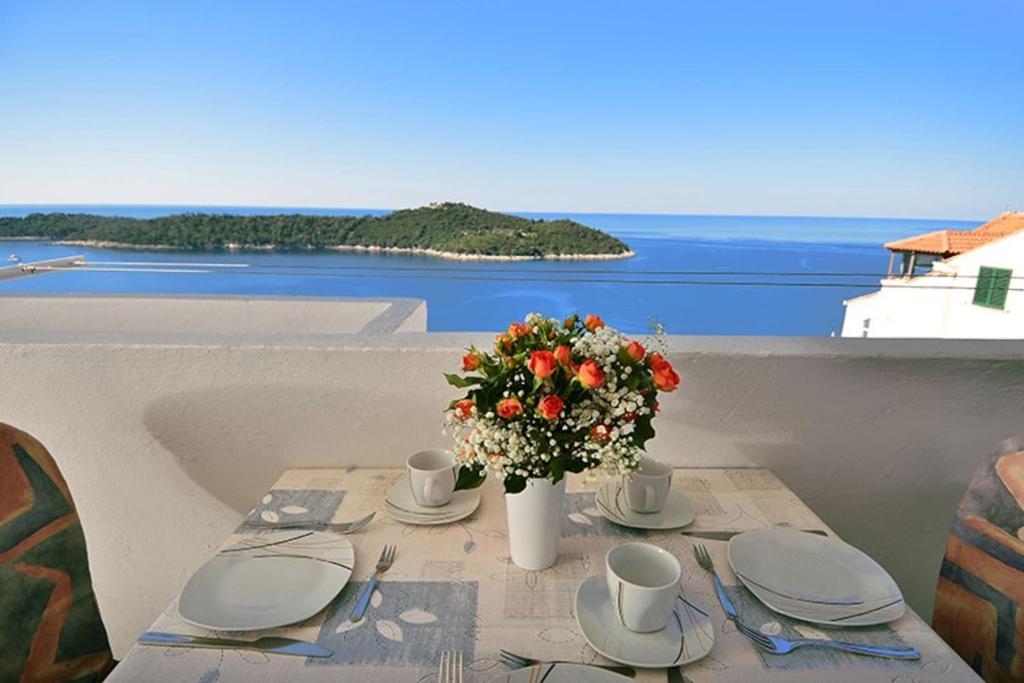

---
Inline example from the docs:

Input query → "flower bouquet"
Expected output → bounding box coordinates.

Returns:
[444,312,679,568]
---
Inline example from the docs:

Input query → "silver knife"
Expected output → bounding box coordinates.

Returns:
[681,529,828,541]
[138,631,332,658]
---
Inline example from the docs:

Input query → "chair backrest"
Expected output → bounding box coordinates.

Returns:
[0,423,113,682]
[934,434,1024,682]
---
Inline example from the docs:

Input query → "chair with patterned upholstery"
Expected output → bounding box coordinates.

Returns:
[934,434,1024,682]
[0,423,114,682]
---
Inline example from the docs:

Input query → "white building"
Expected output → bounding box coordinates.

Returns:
[842,212,1024,339]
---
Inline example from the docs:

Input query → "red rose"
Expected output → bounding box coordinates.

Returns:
[497,396,524,418]
[462,352,481,371]
[647,352,665,368]
[454,399,474,420]
[537,395,564,421]
[625,340,645,362]
[578,359,606,389]
[651,358,680,392]
[584,314,605,331]
[553,344,573,366]
[527,350,557,379]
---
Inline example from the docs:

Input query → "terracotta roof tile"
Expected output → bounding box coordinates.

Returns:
[884,212,1024,257]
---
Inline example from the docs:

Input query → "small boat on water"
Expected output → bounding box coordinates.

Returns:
[8,254,20,263]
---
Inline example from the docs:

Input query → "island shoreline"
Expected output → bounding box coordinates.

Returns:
[52,239,635,262]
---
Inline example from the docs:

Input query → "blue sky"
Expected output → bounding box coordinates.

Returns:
[0,1,1020,219]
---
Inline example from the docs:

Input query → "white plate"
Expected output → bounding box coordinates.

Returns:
[384,476,481,526]
[575,575,714,668]
[179,530,354,631]
[594,484,694,530]
[485,663,630,682]
[728,528,905,626]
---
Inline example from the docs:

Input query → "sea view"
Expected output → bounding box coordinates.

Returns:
[0,205,978,335]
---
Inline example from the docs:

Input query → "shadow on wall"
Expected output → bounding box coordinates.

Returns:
[141,383,443,513]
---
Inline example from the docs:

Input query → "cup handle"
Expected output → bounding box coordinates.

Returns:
[644,484,655,509]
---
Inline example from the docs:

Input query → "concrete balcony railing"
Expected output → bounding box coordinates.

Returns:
[1,294,1023,656]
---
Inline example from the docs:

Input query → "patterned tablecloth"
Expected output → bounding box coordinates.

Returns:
[107,468,977,682]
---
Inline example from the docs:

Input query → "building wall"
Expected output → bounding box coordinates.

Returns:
[1,327,1022,655]
[842,231,1024,338]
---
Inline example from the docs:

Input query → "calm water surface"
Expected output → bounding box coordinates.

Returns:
[0,206,978,335]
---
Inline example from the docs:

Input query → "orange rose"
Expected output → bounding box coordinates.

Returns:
[507,322,530,339]
[564,314,578,329]
[578,359,605,389]
[496,396,524,418]
[651,357,680,392]
[646,352,665,368]
[527,350,557,379]
[537,395,564,421]
[495,333,512,354]
[590,424,610,443]
[553,344,573,366]
[584,314,605,331]
[454,399,474,420]
[625,340,645,362]
[462,352,481,371]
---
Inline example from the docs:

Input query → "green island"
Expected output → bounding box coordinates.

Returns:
[0,203,633,261]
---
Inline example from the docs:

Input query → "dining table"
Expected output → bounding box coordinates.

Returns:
[106,467,978,682]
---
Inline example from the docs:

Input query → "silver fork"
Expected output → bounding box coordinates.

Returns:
[692,544,739,620]
[348,544,396,621]
[240,512,375,534]
[499,649,635,678]
[692,545,920,660]
[734,619,921,659]
[438,650,463,683]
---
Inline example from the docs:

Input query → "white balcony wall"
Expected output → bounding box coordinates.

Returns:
[1,326,1023,656]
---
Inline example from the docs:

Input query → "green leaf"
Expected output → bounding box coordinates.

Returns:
[454,464,486,491]
[550,458,566,484]
[634,414,656,448]
[444,373,483,388]
[503,474,527,495]
[565,457,588,474]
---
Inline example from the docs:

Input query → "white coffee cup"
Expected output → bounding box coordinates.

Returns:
[623,457,673,513]
[605,542,682,633]
[407,449,457,507]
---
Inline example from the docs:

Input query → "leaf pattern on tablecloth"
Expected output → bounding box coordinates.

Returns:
[311,581,478,667]
[242,489,346,528]
[399,608,437,624]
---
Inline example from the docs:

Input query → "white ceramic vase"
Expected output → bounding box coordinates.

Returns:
[504,477,566,570]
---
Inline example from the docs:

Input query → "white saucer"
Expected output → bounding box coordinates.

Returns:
[384,476,481,525]
[179,530,354,631]
[485,663,629,682]
[575,575,714,668]
[594,484,695,530]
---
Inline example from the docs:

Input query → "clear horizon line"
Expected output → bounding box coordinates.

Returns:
[0,201,989,225]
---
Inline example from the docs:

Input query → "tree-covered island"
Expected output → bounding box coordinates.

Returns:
[0,203,633,261]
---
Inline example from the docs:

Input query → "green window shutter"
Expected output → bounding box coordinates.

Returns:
[973,266,1012,310]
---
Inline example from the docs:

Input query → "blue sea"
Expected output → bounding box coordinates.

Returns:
[0,205,979,335]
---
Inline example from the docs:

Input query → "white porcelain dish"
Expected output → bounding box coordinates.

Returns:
[384,476,481,525]
[179,530,354,631]
[595,484,694,530]
[728,528,905,626]
[575,575,714,668]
